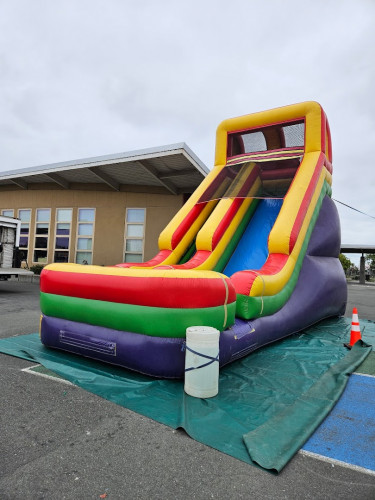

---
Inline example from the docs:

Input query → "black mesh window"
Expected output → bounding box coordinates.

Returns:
[228,120,305,157]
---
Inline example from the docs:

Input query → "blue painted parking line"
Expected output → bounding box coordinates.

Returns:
[302,373,375,472]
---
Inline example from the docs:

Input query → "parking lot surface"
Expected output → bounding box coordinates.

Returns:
[1,281,374,499]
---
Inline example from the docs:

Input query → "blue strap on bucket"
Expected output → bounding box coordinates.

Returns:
[184,345,219,372]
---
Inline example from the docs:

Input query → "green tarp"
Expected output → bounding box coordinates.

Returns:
[0,317,373,473]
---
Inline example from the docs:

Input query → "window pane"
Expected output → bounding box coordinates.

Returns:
[125,253,143,263]
[19,209,31,222]
[78,209,95,222]
[56,223,70,235]
[78,223,93,236]
[35,237,48,248]
[36,223,49,234]
[20,223,29,234]
[34,250,47,263]
[19,236,29,247]
[76,252,92,265]
[126,224,144,237]
[77,238,92,250]
[127,209,145,223]
[2,209,14,217]
[54,251,69,263]
[55,237,69,250]
[126,239,143,252]
[57,209,72,222]
[36,209,51,222]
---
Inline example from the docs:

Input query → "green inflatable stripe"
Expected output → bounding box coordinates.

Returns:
[178,238,196,264]
[236,182,331,319]
[40,293,236,338]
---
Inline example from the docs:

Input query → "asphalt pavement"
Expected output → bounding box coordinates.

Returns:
[0,281,374,499]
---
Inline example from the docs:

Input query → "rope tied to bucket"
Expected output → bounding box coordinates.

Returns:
[184,345,219,372]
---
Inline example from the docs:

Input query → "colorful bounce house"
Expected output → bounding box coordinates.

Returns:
[40,101,347,378]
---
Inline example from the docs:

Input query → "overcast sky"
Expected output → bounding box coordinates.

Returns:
[1,1,374,264]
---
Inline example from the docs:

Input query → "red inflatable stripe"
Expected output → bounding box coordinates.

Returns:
[41,269,236,309]
[211,165,261,250]
[261,167,297,180]
[159,250,211,269]
[115,249,172,268]
[171,203,207,250]
[289,154,324,253]
[230,253,289,296]
[212,198,244,250]
[236,164,261,198]
[321,108,327,158]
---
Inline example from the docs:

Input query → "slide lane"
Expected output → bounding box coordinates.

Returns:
[224,199,283,277]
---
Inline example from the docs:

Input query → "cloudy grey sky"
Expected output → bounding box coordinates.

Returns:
[1,0,374,264]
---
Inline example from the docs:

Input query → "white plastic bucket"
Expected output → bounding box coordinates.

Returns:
[184,326,220,398]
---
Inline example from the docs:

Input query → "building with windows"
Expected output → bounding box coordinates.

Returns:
[0,144,208,267]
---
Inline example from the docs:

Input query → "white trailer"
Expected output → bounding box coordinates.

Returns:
[0,215,33,280]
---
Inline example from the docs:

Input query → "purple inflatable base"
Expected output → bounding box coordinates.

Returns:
[40,316,186,378]
[40,196,348,378]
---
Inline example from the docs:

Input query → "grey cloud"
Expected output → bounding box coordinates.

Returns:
[0,0,374,253]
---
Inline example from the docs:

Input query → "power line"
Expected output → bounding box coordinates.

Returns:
[332,199,375,220]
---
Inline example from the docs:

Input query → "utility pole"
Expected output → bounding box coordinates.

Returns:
[359,253,366,285]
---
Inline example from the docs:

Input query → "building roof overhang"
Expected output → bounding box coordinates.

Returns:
[0,143,209,194]
[341,244,375,254]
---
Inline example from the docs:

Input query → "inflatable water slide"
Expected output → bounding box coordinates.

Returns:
[40,102,347,377]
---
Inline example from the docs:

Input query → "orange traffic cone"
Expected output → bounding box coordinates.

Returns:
[345,307,362,349]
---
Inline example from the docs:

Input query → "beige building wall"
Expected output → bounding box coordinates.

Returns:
[0,184,184,266]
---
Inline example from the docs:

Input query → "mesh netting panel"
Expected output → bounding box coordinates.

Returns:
[282,123,305,147]
[242,132,267,153]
